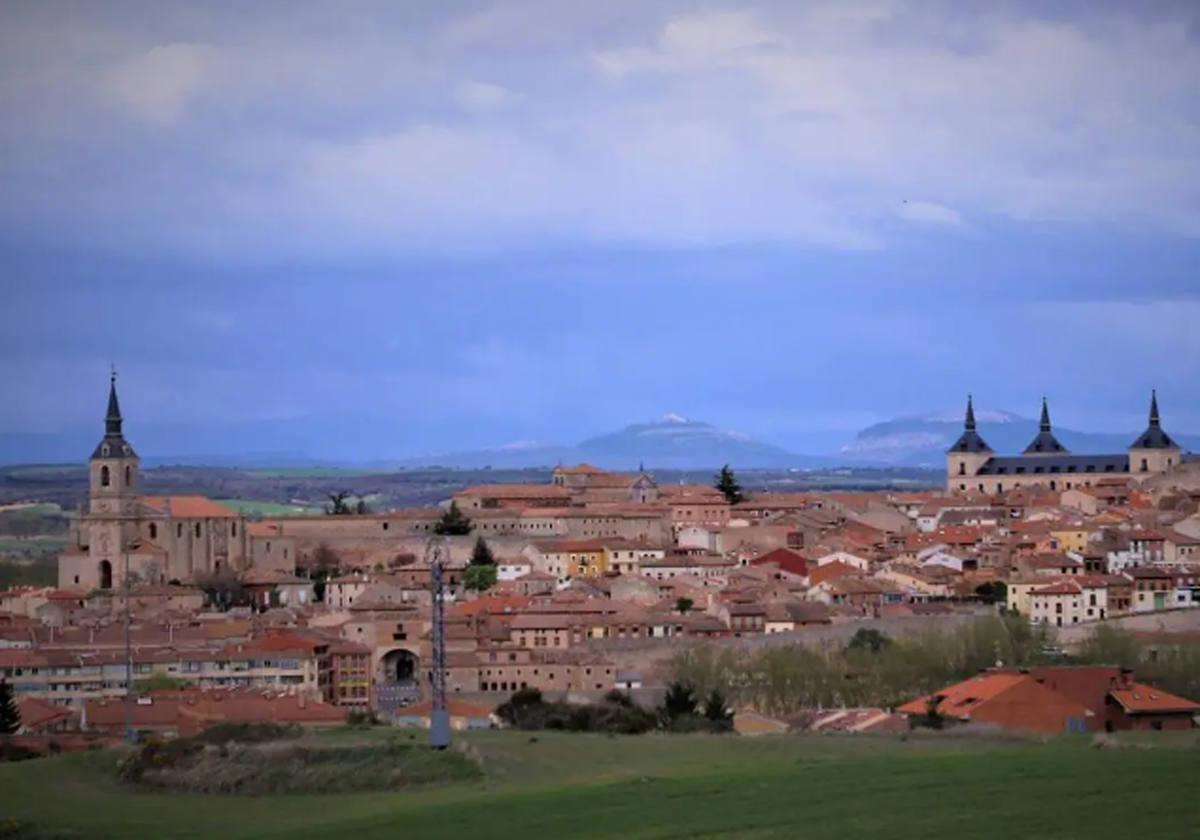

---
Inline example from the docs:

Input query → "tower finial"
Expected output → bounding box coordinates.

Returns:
[964,394,976,431]
[1149,388,1160,427]
[1039,396,1051,432]
[105,369,123,437]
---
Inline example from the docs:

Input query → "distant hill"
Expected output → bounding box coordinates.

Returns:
[397,415,837,470]
[575,415,828,470]
[840,409,1200,467]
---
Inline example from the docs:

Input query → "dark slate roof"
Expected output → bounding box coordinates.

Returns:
[1023,431,1068,455]
[1130,391,1178,450]
[1131,427,1177,449]
[91,436,137,460]
[947,395,992,454]
[1023,398,1067,455]
[949,430,992,454]
[975,455,1128,476]
[90,375,138,460]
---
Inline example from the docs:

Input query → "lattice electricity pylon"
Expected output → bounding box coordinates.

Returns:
[427,538,451,749]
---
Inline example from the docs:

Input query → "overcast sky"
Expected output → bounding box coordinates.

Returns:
[2,1,1198,456]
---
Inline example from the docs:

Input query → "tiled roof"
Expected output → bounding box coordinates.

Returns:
[142,496,239,519]
[1109,683,1200,714]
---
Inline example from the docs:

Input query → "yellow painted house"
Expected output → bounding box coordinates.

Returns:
[1051,529,1089,554]
[525,539,609,579]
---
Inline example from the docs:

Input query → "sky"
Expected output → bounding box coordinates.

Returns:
[1,1,1199,460]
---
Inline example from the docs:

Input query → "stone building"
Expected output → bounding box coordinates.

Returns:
[947,392,1188,494]
[58,375,249,591]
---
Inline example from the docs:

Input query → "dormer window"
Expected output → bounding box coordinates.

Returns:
[101,444,110,456]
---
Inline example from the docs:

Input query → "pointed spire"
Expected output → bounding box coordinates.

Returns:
[948,394,991,454]
[105,367,123,437]
[1024,396,1067,455]
[1131,388,1175,450]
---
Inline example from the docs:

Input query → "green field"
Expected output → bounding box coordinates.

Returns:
[0,537,67,553]
[215,499,325,517]
[2,730,1199,839]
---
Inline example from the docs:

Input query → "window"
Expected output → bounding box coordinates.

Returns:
[231,522,237,537]
[100,465,111,487]
[124,465,131,485]
[195,523,201,538]
[177,523,183,538]
[149,523,157,540]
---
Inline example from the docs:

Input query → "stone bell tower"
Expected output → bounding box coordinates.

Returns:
[89,369,140,517]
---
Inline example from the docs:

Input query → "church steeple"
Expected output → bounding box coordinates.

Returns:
[948,394,991,454]
[91,369,137,461]
[1130,389,1177,450]
[1024,397,1067,455]
[105,368,123,437]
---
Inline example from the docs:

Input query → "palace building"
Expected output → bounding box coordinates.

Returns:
[58,375,250,591]
[946,392,1186,494]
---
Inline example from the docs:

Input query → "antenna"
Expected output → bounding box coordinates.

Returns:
[427,538,450,749]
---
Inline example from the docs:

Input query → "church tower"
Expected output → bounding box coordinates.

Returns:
[946,395,993,489]
[1129,390,1181,476]
[89,371,140,516]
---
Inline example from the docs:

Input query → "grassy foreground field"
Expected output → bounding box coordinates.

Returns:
[2,730,1199,839]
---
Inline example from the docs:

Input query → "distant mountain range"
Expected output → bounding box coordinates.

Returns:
[840,410,1200,467]
[2,410,1194,471]
[394,415,839,471]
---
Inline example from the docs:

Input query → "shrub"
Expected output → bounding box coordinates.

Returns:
[193,722,301,745]
[0,742,39,763]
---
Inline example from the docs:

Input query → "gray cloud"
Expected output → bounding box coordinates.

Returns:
[1,1,1198,260]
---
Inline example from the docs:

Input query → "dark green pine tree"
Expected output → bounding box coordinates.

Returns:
[0,680,20,735]
[470,536,495,566]
[434,501,473,536]
[713,464,744,504]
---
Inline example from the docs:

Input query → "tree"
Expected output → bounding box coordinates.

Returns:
[134,673,192,695]
[700,691,734,729]
[660,680,697,721]
[463,563,497,593]
[919,695,945,730]
[470,536,495,566]
[309,543,341,603]
[975,581,1008,605]
[713,465,744,505]
[846,628,892,654]
[354,499,370,515]
[675,596,694,614]
[434,501,473,536]
[325,492,352,516]
[0,680,19,735]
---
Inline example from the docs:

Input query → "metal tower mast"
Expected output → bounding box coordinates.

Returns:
[427,538,450,749]
[123,548,136,744]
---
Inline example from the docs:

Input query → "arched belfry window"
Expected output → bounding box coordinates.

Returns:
[100,465,111,487]
[124,465,132,486]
